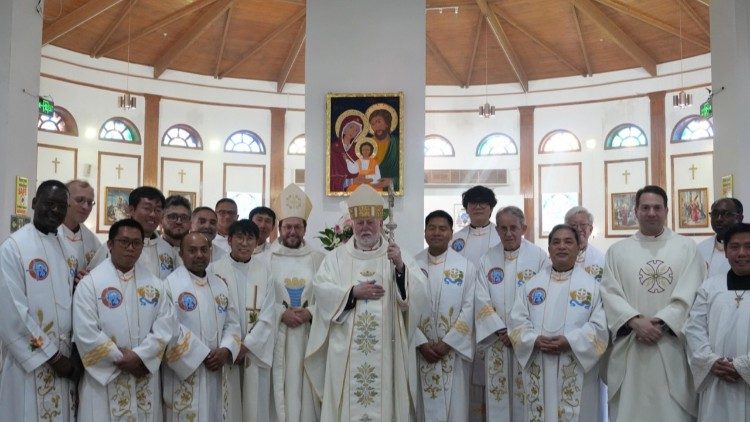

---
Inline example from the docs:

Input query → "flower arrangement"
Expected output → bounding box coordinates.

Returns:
[317,202,354,251]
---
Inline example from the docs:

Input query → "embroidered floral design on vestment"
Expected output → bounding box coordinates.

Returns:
[137,285,160,306]
[353,362,379,406]
[638,260,673,293]
[353,310,379,355]
[569,288,592,309]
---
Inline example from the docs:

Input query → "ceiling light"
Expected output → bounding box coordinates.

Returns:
[672,4,692,109]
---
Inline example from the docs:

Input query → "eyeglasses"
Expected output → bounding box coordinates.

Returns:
[710,210,738,219]
[73,197,95,207]
[165,213,190,222]
[568,223,591,230]
[113,238,144,249]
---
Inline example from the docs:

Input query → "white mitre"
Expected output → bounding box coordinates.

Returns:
[347,184,384,219]
[277,183,312,221]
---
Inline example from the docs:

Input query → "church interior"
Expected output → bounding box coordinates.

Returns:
[2,0,744,254]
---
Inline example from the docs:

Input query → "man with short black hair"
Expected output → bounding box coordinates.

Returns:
[697,198,744,277]
[88,186,178,279]
[191,206,227,262]
[686,222,750,421]
[249,206,277,260]
[0,180,81,420]
[451,185,500,266]
[59,179,101,272]
[73,218,175,421]
[214,198,238,253]
[161,195,192,262]
[601,185,704,421]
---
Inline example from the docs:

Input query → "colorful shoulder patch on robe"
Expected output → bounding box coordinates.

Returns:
[28,258,49,280]
[487,267,504,284]
[101,287,124,308]
[178,292,198,312]
[569,288,592,309]
[451,238,465,252]
[443,268,464,286]
[137,285,160,306]
[528,287,546,305]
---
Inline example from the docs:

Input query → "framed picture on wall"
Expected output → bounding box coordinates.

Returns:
[454,204,469,229]
[611,192,638,230]
[677,188,709,228]
[325,92,404,196]
[168,190,198,209]
[104,187,132,225]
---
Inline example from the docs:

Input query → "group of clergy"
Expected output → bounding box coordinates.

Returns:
[0,178,747,422]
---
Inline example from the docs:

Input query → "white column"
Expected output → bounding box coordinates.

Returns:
[304,0,426,255]
[0,0,43,238]
[711,0,750,204]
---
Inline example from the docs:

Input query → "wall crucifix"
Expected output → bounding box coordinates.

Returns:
[51,157,60,174]
[689,164,698,180]
[178,169,187,183]
[622,170,631,184]
[115,164,124,179]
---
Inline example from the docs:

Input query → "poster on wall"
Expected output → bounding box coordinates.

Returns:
[168,191,198,209]
[677,188,709,228]
[611,192,638,230]
[325,92,404,197]
[104,187,132,225]
[453,204,469,229]
[721,175,734,198]
[15,176,28,216]
[541,192,578,235]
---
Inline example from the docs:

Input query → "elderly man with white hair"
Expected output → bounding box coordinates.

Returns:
[565,206,606,283]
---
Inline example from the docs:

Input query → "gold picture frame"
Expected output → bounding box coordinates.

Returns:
[104,187,132,225]
[677,187,709,228]
[325,92,404,196]
[611,192,638,231]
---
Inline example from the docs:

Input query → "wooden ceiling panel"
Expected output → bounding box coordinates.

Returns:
[42,0,711,88]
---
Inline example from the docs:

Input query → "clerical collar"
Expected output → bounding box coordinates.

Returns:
[64,223,81,234]
[727,270,750,290]
[504,248,520,261]
[714,237,725,252]
[62,224,82,242]
[428,250,447,264]
[34,223,57,236]
[188,270,208,286]
[356,238,382,252]
[230,254,251,264]
[469,222,491,235]
[116,268,135,282]
[636,227,667,240]
[551,267,574,281]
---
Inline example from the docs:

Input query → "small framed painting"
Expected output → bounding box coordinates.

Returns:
[168,190,197,209]
[104,187,132,225]
[611,192,638,230]
[677,187,709,228]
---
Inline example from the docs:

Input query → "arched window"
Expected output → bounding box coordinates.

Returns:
[424,135,454,157]
[224,130,266,154]
[605,124,648,149]
[539,130,581,153]
[671,115,714,143]
[99,117,140,143]
[288,134,306,155]
[476,133,518,156]
[37,106,78,136]
[162,124,202,149]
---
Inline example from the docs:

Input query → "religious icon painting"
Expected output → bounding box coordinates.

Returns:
[325,92,404,196]
[104,187,132,225]
[610,192,638,231]
[168,191,197,209]
[677,187,709,228]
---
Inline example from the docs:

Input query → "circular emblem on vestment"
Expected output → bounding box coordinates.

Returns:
[178,292,198,312]
[28,259,49,281]
[487,267,504,285]
[528,287,546,305]
[101,287,123,309]
[638,259,673,293]
[451,238,465,252]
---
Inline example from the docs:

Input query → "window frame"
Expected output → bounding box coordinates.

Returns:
[98,117,141,144]
[604,123,649,150]
[475,132,518,156]
[161,124,203,150]
[538,130,581,154]
[224,130,266,154]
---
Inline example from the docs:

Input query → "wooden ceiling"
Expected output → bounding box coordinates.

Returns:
[42,0,710,93]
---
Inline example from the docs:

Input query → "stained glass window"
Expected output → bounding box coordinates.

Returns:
[539,130,581,153]
[288,135,306,155]
[425,135,454,157]
[671,115,714,142]
[99,118,140,143]
[476,133,518,156]
[605,124,648,149]
[37,106,77,135]
[224,130,265,154]
[162,124,202,149]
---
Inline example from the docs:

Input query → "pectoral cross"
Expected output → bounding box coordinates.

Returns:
[622,170,630,184]
[689,164,698,180]
[115,164,124,179]
[178,169,186,183]
[51,157,60,174]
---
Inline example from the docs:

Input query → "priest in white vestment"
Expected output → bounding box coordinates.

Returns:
[250,206,277,262]
[476,206,548,422]
[0,180,81,421]
[304,185,428,421]
[214,198,239,254]
[266,184,325,422]
[58,179,101,273]
[162,232,242,421]
[73,219,176,421]
[697,198,743,278]
[88,186,178,279]
[686,223,750,421]
[414,210,488,422]
[212,219,275,422]
[509,224,608,422]
[601,185,704,422]
[449,186,500,421]
[190,206,228,263]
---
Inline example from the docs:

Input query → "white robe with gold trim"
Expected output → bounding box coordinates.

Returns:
[89,236,178,279]
[413,248,478,422]
[685,273,750,421]
[509,266,608,422]
[600,228,704,421]
[267,241,325,422]
[162,266,242,421]
[476,239,548,422]
[58,224,101,272]
[451,223,500,267]
[0,225,78,421]
[304,238,427,421]
[73,259,176,422]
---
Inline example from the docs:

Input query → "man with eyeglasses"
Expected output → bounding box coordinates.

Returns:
[161,195,192,265]
[214,198,239,254]
[697,198,744,277]
[59,179,101,274]
[565,206,605,282]
[88,186,178,280]
[0,180,82,421]
[451,185,500,267]
[72,218,176,421]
